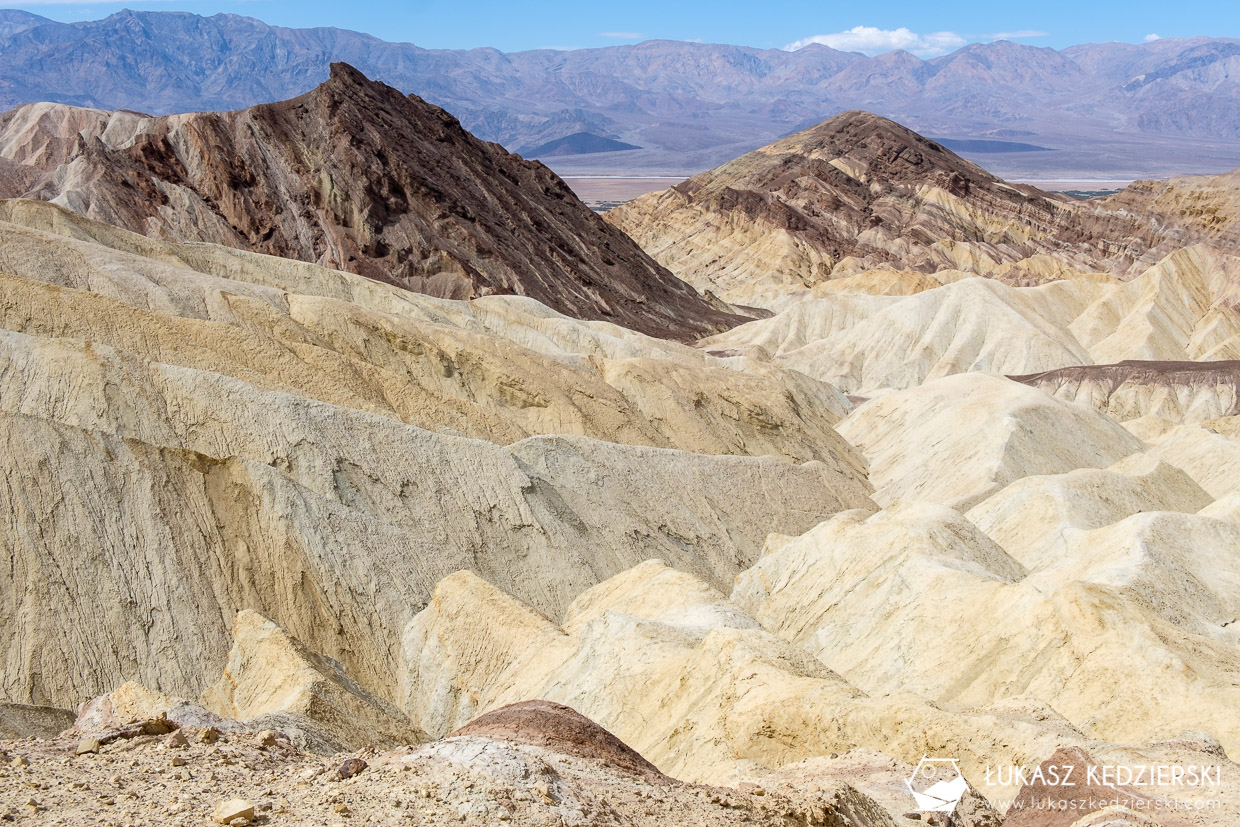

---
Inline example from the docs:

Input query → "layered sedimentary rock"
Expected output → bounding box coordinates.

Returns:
[401,556,1240,821]
[0,200,859,465]
[703,277,1104,392]
[1125,417,1240,500]
[1101,168,1240,257]
[0,201,874,712]
[1068,245,1240,364]
[446,700,668,785]
[964,454,1214,569]
[607,111,1163,308]
[5,68,1240,827]
[0,64,740,340]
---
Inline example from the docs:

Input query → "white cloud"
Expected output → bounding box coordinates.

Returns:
[1144,33,1162,42]
[600,31,643,40]
[786,26,967,58]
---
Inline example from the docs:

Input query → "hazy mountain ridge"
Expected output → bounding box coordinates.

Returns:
[2,10,1240,175]
[0,9,47,39]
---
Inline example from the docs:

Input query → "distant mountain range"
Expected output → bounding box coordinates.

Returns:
[1,9,1240,177]
[521,132,641,157]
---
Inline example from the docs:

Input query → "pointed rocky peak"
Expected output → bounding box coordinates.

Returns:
[748,108,1008,194]
[609,108,1158,306]
[325,59,368,85]
[325,60,379,87]
[672,107,1035,214]
[871,48,925,68]
[0,62,742,341]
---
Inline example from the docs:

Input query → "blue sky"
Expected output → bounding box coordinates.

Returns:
[7,0,1239,54]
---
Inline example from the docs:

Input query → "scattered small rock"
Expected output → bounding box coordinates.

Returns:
[198,726,220,744]
[163,729,189,749]
[212,798,255,825]
[9,755,28,767]
[139,716,176,736]
[337,757,368,780]
[255,729,281,748]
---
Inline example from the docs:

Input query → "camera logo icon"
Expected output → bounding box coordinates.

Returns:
[906,756,967,813]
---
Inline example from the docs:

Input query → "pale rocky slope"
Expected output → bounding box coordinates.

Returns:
[964,454,1215,570]
[383,372,1240,817]
[702,245,1240,396]
[401,562,1070,798]
[201,610,427,755]
[1124,416,1240,501]
[0,199,874,713]
[0,199,859,465]
[834,373,1146,510]
[733,501,1240,757]
[399,556,1237,822]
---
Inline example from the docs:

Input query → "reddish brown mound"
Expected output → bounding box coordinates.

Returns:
[0,63,743,341]
[1010,360,1240,417]
[448,700,669,784]
[608,109,1166,285]
[1012,360,1240,385]
[1002,747,1162,827]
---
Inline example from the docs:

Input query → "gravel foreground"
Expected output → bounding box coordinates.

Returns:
[0,722,895,827]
